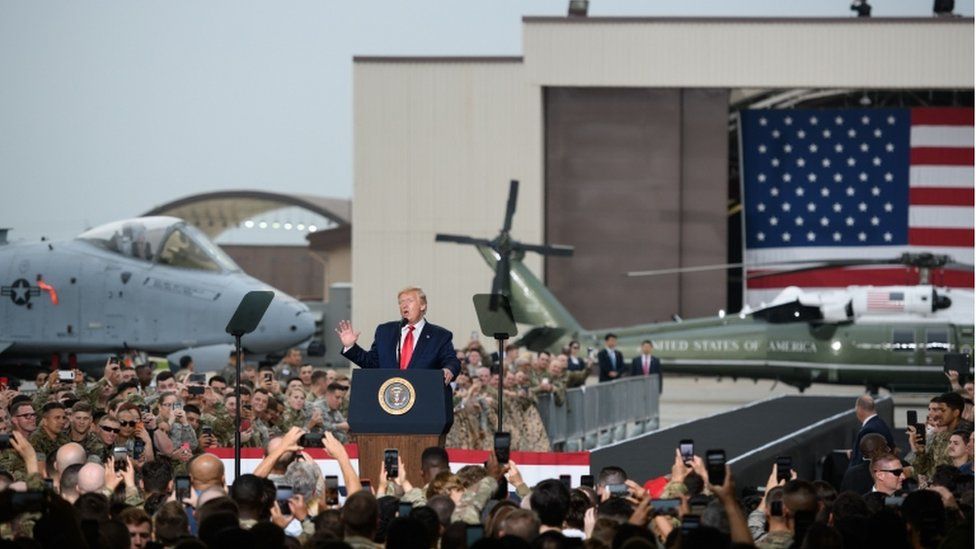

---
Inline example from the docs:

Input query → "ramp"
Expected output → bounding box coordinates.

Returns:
[590,395,894,489]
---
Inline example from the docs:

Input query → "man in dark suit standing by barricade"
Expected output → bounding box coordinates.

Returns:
[631,339,662,393]
[336,286,461,385]
[597,333,625,383]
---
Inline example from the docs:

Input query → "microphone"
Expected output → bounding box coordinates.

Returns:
[396,317,408,364]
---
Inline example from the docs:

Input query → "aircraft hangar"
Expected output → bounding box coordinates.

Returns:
[351,16,973,344]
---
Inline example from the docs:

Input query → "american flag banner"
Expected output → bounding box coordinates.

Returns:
[740,108,974,306]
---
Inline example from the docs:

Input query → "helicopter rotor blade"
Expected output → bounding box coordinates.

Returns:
[491,253,512,297]
[435,234,493,247]
[502,180,519,233]
[517,243,575,257]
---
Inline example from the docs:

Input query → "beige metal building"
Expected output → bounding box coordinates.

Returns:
[352,17,973,350]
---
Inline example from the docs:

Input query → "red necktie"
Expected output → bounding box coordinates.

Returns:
[400,325,415,370]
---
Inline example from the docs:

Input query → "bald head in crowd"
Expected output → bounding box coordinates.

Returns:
[77,463,105,494]
[188,454,225,492]
[55,442,87,479]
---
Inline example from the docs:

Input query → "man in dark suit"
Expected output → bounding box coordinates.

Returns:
[630,340,662,393]
[336,287,461,385]
[849,394,894,468]
[840,433,890,494]
[597,333,625,383]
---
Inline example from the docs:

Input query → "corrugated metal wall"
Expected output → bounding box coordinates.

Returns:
[523,19,973,88]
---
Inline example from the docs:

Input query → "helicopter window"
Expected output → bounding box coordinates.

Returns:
[925,329,950,353]
[891,329,916,353]
[156,228,224,272]
[751,300,824,324]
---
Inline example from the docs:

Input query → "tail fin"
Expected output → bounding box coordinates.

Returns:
[476,246,584,336]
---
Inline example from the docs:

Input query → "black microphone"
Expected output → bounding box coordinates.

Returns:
[396,317,408,364]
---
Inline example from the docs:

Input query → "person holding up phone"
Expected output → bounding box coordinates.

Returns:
[153,393,196,463]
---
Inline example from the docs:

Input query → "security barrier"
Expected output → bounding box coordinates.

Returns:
[536,375,660,450]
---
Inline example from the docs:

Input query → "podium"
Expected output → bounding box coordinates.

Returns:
[349,369,453,487]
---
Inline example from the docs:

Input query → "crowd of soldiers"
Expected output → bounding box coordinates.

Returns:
[446,341,589,452]
[0,349,352,482]
[0,339,593,484]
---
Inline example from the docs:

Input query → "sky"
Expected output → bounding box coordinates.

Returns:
[1,0,972,245]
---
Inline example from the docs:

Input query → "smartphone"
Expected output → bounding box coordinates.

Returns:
[114,447,129,471]
[650,499,681,512]
[607,483,628,497]
[769,500,783,516]
[241,419,251,431]
[263,371,273,382]
[384,449,399,479]
[0,434,10,450]
[9,491,46,515]
[399,502,413,517]
[133,439,145,461]
[679,439,694,464]
[559,474,572,490]
[680,515,701,534]
[201,425,213,437]
[494,432,511,465]
[0,377,9,390]
[466,524,485,545]
[688,495,709,516]
[325,475,339,506]
[580,474,594,488]
[173,401,183,412]
[906,410,918,427]
[188,386,205,396]
[776,456,792,483]
[189,373,206,384]
[706,449,726,486]
[57,369,74,382]
[360,479,372,492]
[43,478,54,491]
[276,484,294,513]
[299,433,323,448]
[175,475,191,502]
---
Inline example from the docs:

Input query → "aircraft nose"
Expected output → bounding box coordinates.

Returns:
[244,296,316,353]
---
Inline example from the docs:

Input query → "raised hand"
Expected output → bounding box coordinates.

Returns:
[335,320,360,349]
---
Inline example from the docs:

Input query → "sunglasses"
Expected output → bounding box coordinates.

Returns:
[878,468,904,476]
[118,420,138,428]
[100,425,121,434]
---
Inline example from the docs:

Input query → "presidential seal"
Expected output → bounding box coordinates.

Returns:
[378,377,416,415]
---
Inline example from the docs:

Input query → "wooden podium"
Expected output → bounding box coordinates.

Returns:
[348,369,453,487]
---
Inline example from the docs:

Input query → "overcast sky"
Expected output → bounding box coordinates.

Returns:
[2,1,972,245]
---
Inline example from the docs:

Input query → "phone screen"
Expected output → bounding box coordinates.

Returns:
[494,432,511,464]
[706,449,726,486]
[276,484,294,513]
[466,524,485,545]
[559,474,572,489]
[175,476,191,502]
[114,448,128,471]
[384,449,399,478]
[776,456,792,482]
[679,439,694,463]
[580,474,594,488]
[325,475,339,505]
[906,410,918,426]
[651,499,681,512]
[399,502,413,517]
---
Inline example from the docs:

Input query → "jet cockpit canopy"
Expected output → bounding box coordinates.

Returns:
[77,216,241,273]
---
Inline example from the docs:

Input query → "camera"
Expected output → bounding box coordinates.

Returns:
[299,433,323,448]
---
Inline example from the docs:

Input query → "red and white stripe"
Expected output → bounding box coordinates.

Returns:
[908,108,974,249]
[747,108,974,307]
[208,446,590,489]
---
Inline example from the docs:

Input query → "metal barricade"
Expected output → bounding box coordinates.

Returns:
[537,375,660,450]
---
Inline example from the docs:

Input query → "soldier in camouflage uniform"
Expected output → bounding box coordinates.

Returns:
[313,383,350,443]
[28,402,70,472]
[153,393,196,470]
[910,392,965,479]
[198,399,236,447]
[282,387,323,432]
[513,371,550,452]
